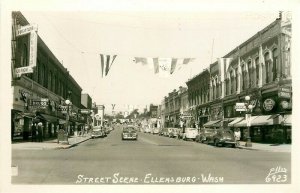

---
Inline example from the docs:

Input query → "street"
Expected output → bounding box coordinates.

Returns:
[12,125,291,184]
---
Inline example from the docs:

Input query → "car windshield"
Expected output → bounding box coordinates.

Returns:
[204,129,215,133]
[123,127,136,132]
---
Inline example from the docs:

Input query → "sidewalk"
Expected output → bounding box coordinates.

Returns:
[12,134,91,150]
[237,141,291,153]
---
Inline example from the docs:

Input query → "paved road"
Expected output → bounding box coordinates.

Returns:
[12,125,291,184]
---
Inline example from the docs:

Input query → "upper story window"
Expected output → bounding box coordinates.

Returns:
[247,60,252,87]
[264,52,271,83]
[255,57,259,86]
[272,48,278,81]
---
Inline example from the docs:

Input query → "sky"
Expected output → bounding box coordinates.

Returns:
[19,10,281,113]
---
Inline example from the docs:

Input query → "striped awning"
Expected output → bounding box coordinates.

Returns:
[233,115,279,127]
[282,115,292,126]
[203,120,222,127]
[228,117,244,127]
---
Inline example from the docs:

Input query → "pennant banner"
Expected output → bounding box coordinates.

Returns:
[218,57,232,82]
[134,57,195,75]
[100,54,117,77]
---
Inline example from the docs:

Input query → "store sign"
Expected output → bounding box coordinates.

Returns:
[16,24,37,36]
[15,66,34,77]
[29,98,49,109]
[235,103,246,111]
[15,25,38,77]
[29,31,37,67]
[263,98,275,111]
[80,109,90,114]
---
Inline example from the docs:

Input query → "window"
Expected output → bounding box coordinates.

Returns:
[264,52,271,83]
[230,70,235,94]
[48,71,52,90]
[255,57,259,86]
[235,68,238,92]
[247,60,252,87]
[242,64,246,90]
[272,48,278,81]
[226,77,230,95]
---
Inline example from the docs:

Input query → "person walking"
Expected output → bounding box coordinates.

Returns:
[234,128,241,146]
[37,122,43,142]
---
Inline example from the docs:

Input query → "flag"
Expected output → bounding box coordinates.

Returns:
[218,57,232,82]
[134,57,195,75]
[100,54,117,77]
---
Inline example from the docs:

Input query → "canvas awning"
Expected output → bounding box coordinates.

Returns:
[228,117,244,127]
[233,115,279,127]
[40,114,59,123]
[203,120,222,127]
[282,114,292,126]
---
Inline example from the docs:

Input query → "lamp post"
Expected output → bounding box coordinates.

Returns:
[65,91,72,136]
[245,95,253,147]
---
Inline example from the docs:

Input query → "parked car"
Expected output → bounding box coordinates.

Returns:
[91,127,104,138]
[122,126,138,140]
[143,125,151,133]
[182,128,198,141]
[169,128,179,138]
[166,128,173,137]
[152,127,160,135]
[207,129,237,147]
[196,128,217,143]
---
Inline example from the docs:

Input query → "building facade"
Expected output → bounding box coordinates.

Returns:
[185,12,292,143]
[186,69,211,128]
[11,12,84,141]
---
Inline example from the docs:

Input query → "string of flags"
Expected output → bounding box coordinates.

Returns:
[100,54,117,77]
[99,53,195,78]
[133,57,195,76]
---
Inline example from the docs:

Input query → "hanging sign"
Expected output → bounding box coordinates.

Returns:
[16,24,37,37]
[263,98,275,111]
[235,103,246,111]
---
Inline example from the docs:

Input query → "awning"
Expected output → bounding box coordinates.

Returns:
[40,114,59,123]
[228,117,244,127]
[233,115,279,127]
[203,120,222,127]
[282,115,292,126]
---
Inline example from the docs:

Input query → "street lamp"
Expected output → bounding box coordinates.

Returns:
[245,95,253,147]
[65,98,72,136]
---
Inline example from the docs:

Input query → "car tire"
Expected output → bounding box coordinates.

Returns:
[232,144,236,148]
[214,139,219,147]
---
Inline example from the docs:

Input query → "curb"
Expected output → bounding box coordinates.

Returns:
[56,137,91,149]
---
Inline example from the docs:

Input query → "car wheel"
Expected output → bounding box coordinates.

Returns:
[214,139,219,147]
[232,144,236,148]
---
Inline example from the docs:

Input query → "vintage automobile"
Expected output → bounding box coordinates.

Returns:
[122,126,138,140]
[168,128,179,138]
[152,127,160,135]
[182,128,198,141]
[206,129,237,147]
[143,125,151,133]
[91,127,104,138]
[196,128,217,143]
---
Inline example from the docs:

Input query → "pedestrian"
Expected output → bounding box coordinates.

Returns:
[37,122,43,142]
[31,124,37,142]
[234,128,241,146]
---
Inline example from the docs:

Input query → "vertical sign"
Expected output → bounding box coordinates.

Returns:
[29,31,37,67]
[15,24,38,77]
